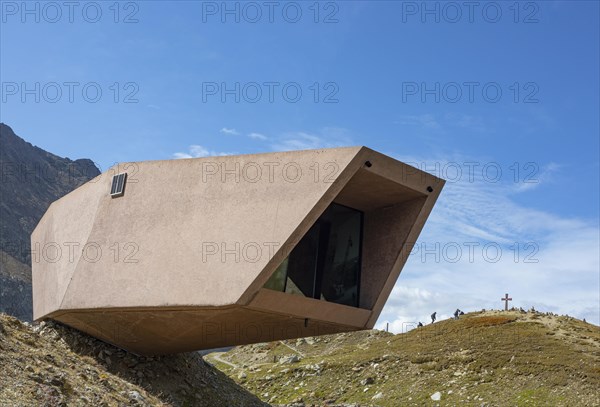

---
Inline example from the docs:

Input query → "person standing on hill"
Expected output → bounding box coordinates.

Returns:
[454,309,462,320]
[431,312,437,324]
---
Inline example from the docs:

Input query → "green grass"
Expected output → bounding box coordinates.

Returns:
[206,310,600,406]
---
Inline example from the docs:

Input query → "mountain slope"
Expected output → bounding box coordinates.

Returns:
[0,250,32,321]
[207,310,600,406]
[0,123,101,320]
[0,313,267,406]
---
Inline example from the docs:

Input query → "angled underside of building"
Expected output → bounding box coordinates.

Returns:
[31,147,444,355]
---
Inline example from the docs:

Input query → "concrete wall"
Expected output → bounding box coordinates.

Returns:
[32,146,444,354]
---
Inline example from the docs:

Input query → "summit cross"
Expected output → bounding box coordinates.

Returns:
[501,293,512,311]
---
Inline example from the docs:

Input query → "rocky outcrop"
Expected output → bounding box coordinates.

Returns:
[0,313,268,406]
[0,123,101,320]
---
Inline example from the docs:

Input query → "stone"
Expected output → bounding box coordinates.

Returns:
[360,377,374,386]
[279,355,301,364]
[127,390,144,401]
[372,392,384,400]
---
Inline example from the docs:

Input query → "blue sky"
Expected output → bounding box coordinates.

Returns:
[2,1,599,326]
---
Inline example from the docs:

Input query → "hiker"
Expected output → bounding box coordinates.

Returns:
[431,312,436,324]
[417,322,423,328]
[453,309,461,320]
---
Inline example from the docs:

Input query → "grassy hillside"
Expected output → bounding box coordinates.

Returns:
[0,314,267,407]
[206,310,600,406]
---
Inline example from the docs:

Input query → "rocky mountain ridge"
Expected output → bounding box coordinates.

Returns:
[0,123,101,320]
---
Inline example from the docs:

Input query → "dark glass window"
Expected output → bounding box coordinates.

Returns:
[264,203,363,307]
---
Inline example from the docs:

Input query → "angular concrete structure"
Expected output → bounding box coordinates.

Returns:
[32,147,444,355]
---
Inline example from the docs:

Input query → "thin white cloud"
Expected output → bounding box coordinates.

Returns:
[513,162,561,192]
[396,114,441,130]
[173,152,194,159]
[446,113,487,132]
[375,154,600,330]
[220,127,240,136]
[172,144,235,159]
[396,113,488,133]
[271,127,353,151]
[173,126,351,160]
[248,132,268,141]
[273,132,324,150]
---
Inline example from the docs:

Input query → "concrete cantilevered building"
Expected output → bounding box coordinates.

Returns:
[31,147,444,355]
